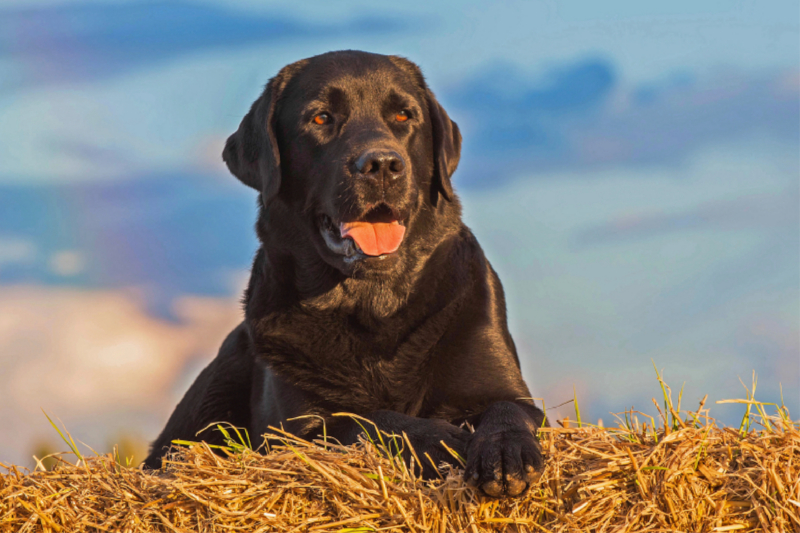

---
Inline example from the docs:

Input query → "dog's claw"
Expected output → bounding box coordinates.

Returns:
[505,477,527,497]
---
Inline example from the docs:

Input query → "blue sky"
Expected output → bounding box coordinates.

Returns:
[0,0,797,465]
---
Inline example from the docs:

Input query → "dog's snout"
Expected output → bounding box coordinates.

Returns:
[355,150,405,180]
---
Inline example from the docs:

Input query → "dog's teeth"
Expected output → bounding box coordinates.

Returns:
[342,238,365,263]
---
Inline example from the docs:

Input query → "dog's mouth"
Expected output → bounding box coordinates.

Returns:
[319,204,407,260]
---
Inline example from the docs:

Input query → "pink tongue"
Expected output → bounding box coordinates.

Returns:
[340,221,406,256]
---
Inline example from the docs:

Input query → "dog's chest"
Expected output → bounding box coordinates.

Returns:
[254,309,451,414]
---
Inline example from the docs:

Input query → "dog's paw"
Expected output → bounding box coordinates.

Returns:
[402,419,470,479]
[464,426,543,498]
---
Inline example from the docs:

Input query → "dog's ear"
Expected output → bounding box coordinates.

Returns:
[426,90,461,202]
[222,80,280,198]
[222,60,307,203]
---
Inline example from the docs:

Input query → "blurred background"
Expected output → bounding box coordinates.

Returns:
[0,0,797,468]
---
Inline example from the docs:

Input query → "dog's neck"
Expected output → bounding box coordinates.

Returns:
[243,195,464,326]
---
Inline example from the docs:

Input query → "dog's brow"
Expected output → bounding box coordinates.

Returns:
[385,89,422,116]
[324,87,347,108]
[303,86,349,113]
[386,89,412,105]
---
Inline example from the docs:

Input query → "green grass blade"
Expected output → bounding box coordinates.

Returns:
[41,409,84,464]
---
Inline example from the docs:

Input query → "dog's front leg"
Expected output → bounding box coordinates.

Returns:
[464,401,545,497]
[325,410,470,479]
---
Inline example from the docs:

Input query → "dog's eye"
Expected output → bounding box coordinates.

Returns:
[313,113,332,125]
[395,110,411,122]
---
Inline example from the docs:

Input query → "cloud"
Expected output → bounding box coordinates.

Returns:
[458,144,798,427]
[2,37,795,185]
[0,237,36,267]
[0,174,258,312]
[48,249,86,277]
[0,284,243,466]
[0,1,405,87]
[573,190,799,246]
[446,61,800,188]
[451,58,616,118]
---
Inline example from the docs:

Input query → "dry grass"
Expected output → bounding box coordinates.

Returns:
[1,385,798,532]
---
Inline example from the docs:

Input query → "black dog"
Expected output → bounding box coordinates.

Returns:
[143,50,546,498]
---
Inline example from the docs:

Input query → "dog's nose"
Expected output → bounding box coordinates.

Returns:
[355,150,405,180]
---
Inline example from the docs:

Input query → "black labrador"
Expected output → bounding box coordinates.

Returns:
[143,50,546,498]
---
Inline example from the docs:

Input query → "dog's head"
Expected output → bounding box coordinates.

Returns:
[223,51,461,277]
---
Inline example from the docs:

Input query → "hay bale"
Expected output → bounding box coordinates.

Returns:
[2,394,798,533]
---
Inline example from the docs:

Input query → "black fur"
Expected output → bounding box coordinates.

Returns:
[143,51,546,498]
